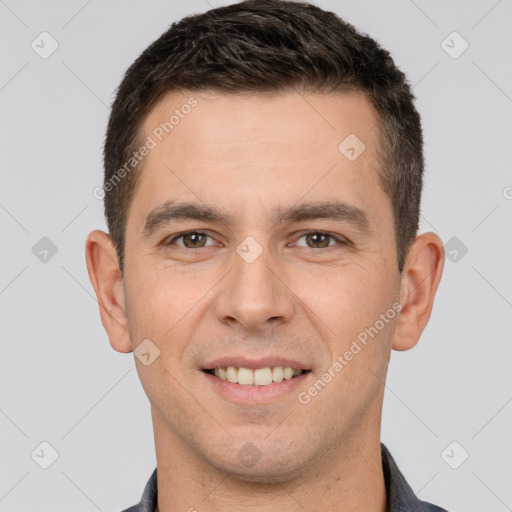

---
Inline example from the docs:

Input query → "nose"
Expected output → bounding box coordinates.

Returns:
[214,242,294,332]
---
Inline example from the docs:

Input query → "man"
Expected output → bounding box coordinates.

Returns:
[85,1,446,510]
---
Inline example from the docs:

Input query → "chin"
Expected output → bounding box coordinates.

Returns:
[204,446,311,485]
[219,463,305,485]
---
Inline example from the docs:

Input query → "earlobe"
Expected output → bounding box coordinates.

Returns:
[85,230,133,353]
[392,232,445,351]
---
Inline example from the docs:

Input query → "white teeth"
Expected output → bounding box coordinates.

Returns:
[272,366,284,382]
[212,366,304,386]
[283,367,294,380]
[226,366,238,383]
[237,367,254,385]
[254,367,273,386]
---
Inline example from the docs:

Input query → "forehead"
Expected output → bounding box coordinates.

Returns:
[131,89,389,232]
[142,89,379,161]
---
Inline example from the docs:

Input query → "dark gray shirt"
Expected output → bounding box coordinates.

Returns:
[121,443,448,511]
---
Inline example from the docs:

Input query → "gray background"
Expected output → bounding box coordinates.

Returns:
[1,0,511,511]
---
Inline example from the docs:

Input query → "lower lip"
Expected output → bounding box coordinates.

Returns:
[202,371,311,405]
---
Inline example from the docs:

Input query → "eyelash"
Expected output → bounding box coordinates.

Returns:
[165,230,348,249]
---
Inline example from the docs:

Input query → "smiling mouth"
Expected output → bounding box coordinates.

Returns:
[203,366,310,386]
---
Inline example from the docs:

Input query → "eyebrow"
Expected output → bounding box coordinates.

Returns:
[142,199,372,238]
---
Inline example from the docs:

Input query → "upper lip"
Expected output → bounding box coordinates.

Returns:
[203,357,310,371]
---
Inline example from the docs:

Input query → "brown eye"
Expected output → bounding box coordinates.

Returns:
[305,233,331,248]
[169,231,214,248]
[295,231,342,249]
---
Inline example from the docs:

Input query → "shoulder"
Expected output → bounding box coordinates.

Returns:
[381,443,448,512]
[419,502,449,512]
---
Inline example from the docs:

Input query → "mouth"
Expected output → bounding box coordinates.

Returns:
[202,366,311,386]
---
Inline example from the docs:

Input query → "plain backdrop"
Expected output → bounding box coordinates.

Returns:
[1,1,511,511]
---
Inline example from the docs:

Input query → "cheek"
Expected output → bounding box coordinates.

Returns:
[124,270,204,407]
[298,262,397,410]
[125,266,198,347]
[304,267,395,419]
[295,261,395,341]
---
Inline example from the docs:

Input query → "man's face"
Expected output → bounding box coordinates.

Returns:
[122,90,401,481]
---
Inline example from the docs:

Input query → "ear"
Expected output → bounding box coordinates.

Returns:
[85,230,133,353]
[392,232,445,351]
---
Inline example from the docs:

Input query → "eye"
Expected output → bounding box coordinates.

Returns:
[166,231,217,249]
[164,230,346,250]
[293,231,346,249]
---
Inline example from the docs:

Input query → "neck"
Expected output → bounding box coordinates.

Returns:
[151,411,387,512]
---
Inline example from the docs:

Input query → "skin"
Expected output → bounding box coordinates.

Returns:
[86,89,444,512]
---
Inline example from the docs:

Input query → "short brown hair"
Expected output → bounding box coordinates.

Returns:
[103,0,424,273]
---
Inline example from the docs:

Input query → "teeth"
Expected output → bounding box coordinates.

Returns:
[226,366,238,383]
[237,367,254,385]
[212,366,304,386]
[254,368,273,386]
[272,366,283,383]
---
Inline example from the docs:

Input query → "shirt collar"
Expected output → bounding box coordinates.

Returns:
[124,443,446,512]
